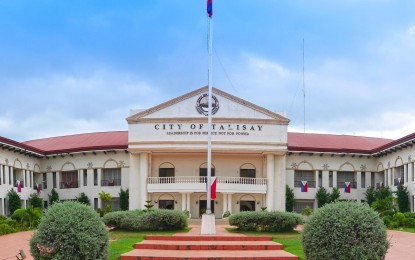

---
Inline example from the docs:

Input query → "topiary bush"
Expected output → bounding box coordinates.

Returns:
[228,211,303,232]
[302,201,389,259]
[103,209,188,231]
[30,201,108,260]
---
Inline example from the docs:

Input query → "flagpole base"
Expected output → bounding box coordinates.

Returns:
[200,213,216,235]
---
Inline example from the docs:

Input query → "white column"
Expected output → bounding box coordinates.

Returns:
[227,193,233,213]
[356,171,361,190]
[274,155,286,211]
[140,153,149,209]
[186,193,191,212]
[222,193,228,213]
[266,154,275,210]
[384,171,387,186]
[129,153,141,210]
[333,171,337,189]
[181,193,186,211]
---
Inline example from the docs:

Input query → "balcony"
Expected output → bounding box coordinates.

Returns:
[101,179,121,186]
[60,181,79,189]
[147,176,267,193]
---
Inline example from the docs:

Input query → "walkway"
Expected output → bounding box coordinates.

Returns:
[0,227,414,259]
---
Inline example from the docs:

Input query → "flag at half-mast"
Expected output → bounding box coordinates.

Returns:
[301,181,308,192]
[211,177,217,199]
[207,0,213,18]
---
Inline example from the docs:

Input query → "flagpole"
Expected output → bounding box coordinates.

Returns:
[201,0,215,235]
[206,4,213,215]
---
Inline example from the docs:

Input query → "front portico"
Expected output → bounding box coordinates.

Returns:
[127,86,289,217]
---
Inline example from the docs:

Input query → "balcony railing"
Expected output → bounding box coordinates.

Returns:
[147,176,267,185]
[101,179,121,186]
[60,181,79,189]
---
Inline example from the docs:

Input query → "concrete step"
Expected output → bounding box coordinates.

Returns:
[120,249,299,260]
[145,235,273,241]
[134,240,284,250]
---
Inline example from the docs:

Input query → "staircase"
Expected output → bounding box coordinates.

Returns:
[120,233,299,260]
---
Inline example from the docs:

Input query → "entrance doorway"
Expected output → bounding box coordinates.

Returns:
[199,200,215,217]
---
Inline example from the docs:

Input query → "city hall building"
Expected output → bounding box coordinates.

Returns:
[0,86,414,218]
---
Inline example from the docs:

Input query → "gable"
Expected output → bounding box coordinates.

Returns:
[126,86,289,124]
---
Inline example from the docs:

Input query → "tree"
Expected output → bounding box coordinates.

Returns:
[76,192,91,206]
[29,193,43,209]
[285,185,295,212]
[396,185,410,213]
[364,186,377,207]
[316,187,330,208]
[48,188,60,205]
[329,187,340,203]
[24,205,42,229]
[7,189,21,215]
[371,186,395,217]
[119,188,129,211]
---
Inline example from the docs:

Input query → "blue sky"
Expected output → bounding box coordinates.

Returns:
[1,0,415,141]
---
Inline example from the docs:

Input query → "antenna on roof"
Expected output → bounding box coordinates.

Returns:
[302,38,306,133]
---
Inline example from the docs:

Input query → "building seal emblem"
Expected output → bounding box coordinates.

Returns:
[196,93,219,116]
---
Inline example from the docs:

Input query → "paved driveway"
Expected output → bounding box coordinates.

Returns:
[0,229,414,260]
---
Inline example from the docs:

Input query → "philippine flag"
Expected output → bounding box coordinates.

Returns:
[344,182,351,193]
[211,177,217,199]
[207,0,213,18]
[301,181,308,192]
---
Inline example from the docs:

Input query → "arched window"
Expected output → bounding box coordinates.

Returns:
[159,163,175,183]
[240,163,256,178]
[199,163,215,179]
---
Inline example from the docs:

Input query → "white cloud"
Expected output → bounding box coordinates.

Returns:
[408,25,415,36]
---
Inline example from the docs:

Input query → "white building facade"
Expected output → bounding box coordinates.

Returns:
[0,86,414,218]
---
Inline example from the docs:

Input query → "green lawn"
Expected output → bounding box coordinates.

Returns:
[226,228,304,259]
[392,227,415,233]
[108,228,190,260]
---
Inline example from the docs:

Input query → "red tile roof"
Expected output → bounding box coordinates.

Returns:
[0,131,404,156]
[288,132,393,154]
[22,131,128,155]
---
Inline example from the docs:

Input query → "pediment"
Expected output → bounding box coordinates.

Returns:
[126,86,289,125]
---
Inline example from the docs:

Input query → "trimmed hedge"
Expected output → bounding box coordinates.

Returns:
[302,201,388,260]
[228,211,303,232]
[103,209,188,231]
[30,201,108,260]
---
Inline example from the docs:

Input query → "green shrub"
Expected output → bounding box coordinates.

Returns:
[222,210,231,218]
[48,188,59,205]
[0,223,17,235]
[7,189,21,215]
[76,192,91,206]
[404,212,415,218]
[30,201,108,260]
[302,201,388,259]
[302,206,313,216]
[228,211,303,232]
[28,193,43,209]
[103,209,187,231]
[403,218,415,227]
[119,188,129,211]
[285,185,294,212]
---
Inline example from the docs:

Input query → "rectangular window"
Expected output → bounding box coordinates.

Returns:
[199,168,215,183]
[293,200,314,214]
[159,200,174,210]
[294,170,315,188]
[361,172,366,188]
[60,170,78,189]
[102,168,121,186]
[94,169,98,186]
[371,172,375,187]
[94,198,98,210]
[405,164,408,184]
[240,169,256,178]
[43,173,47,189]
[329,171,333,187]
[52,172,57,189]
[83,169,87,186]
[9,167,12,185]
[2,165,5,184]
[29,171,32,188]
[24,170,27,187]
[394,166,404,186]
[337,171,356,189]
[159,168,175,177]
[318,171,322,188]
